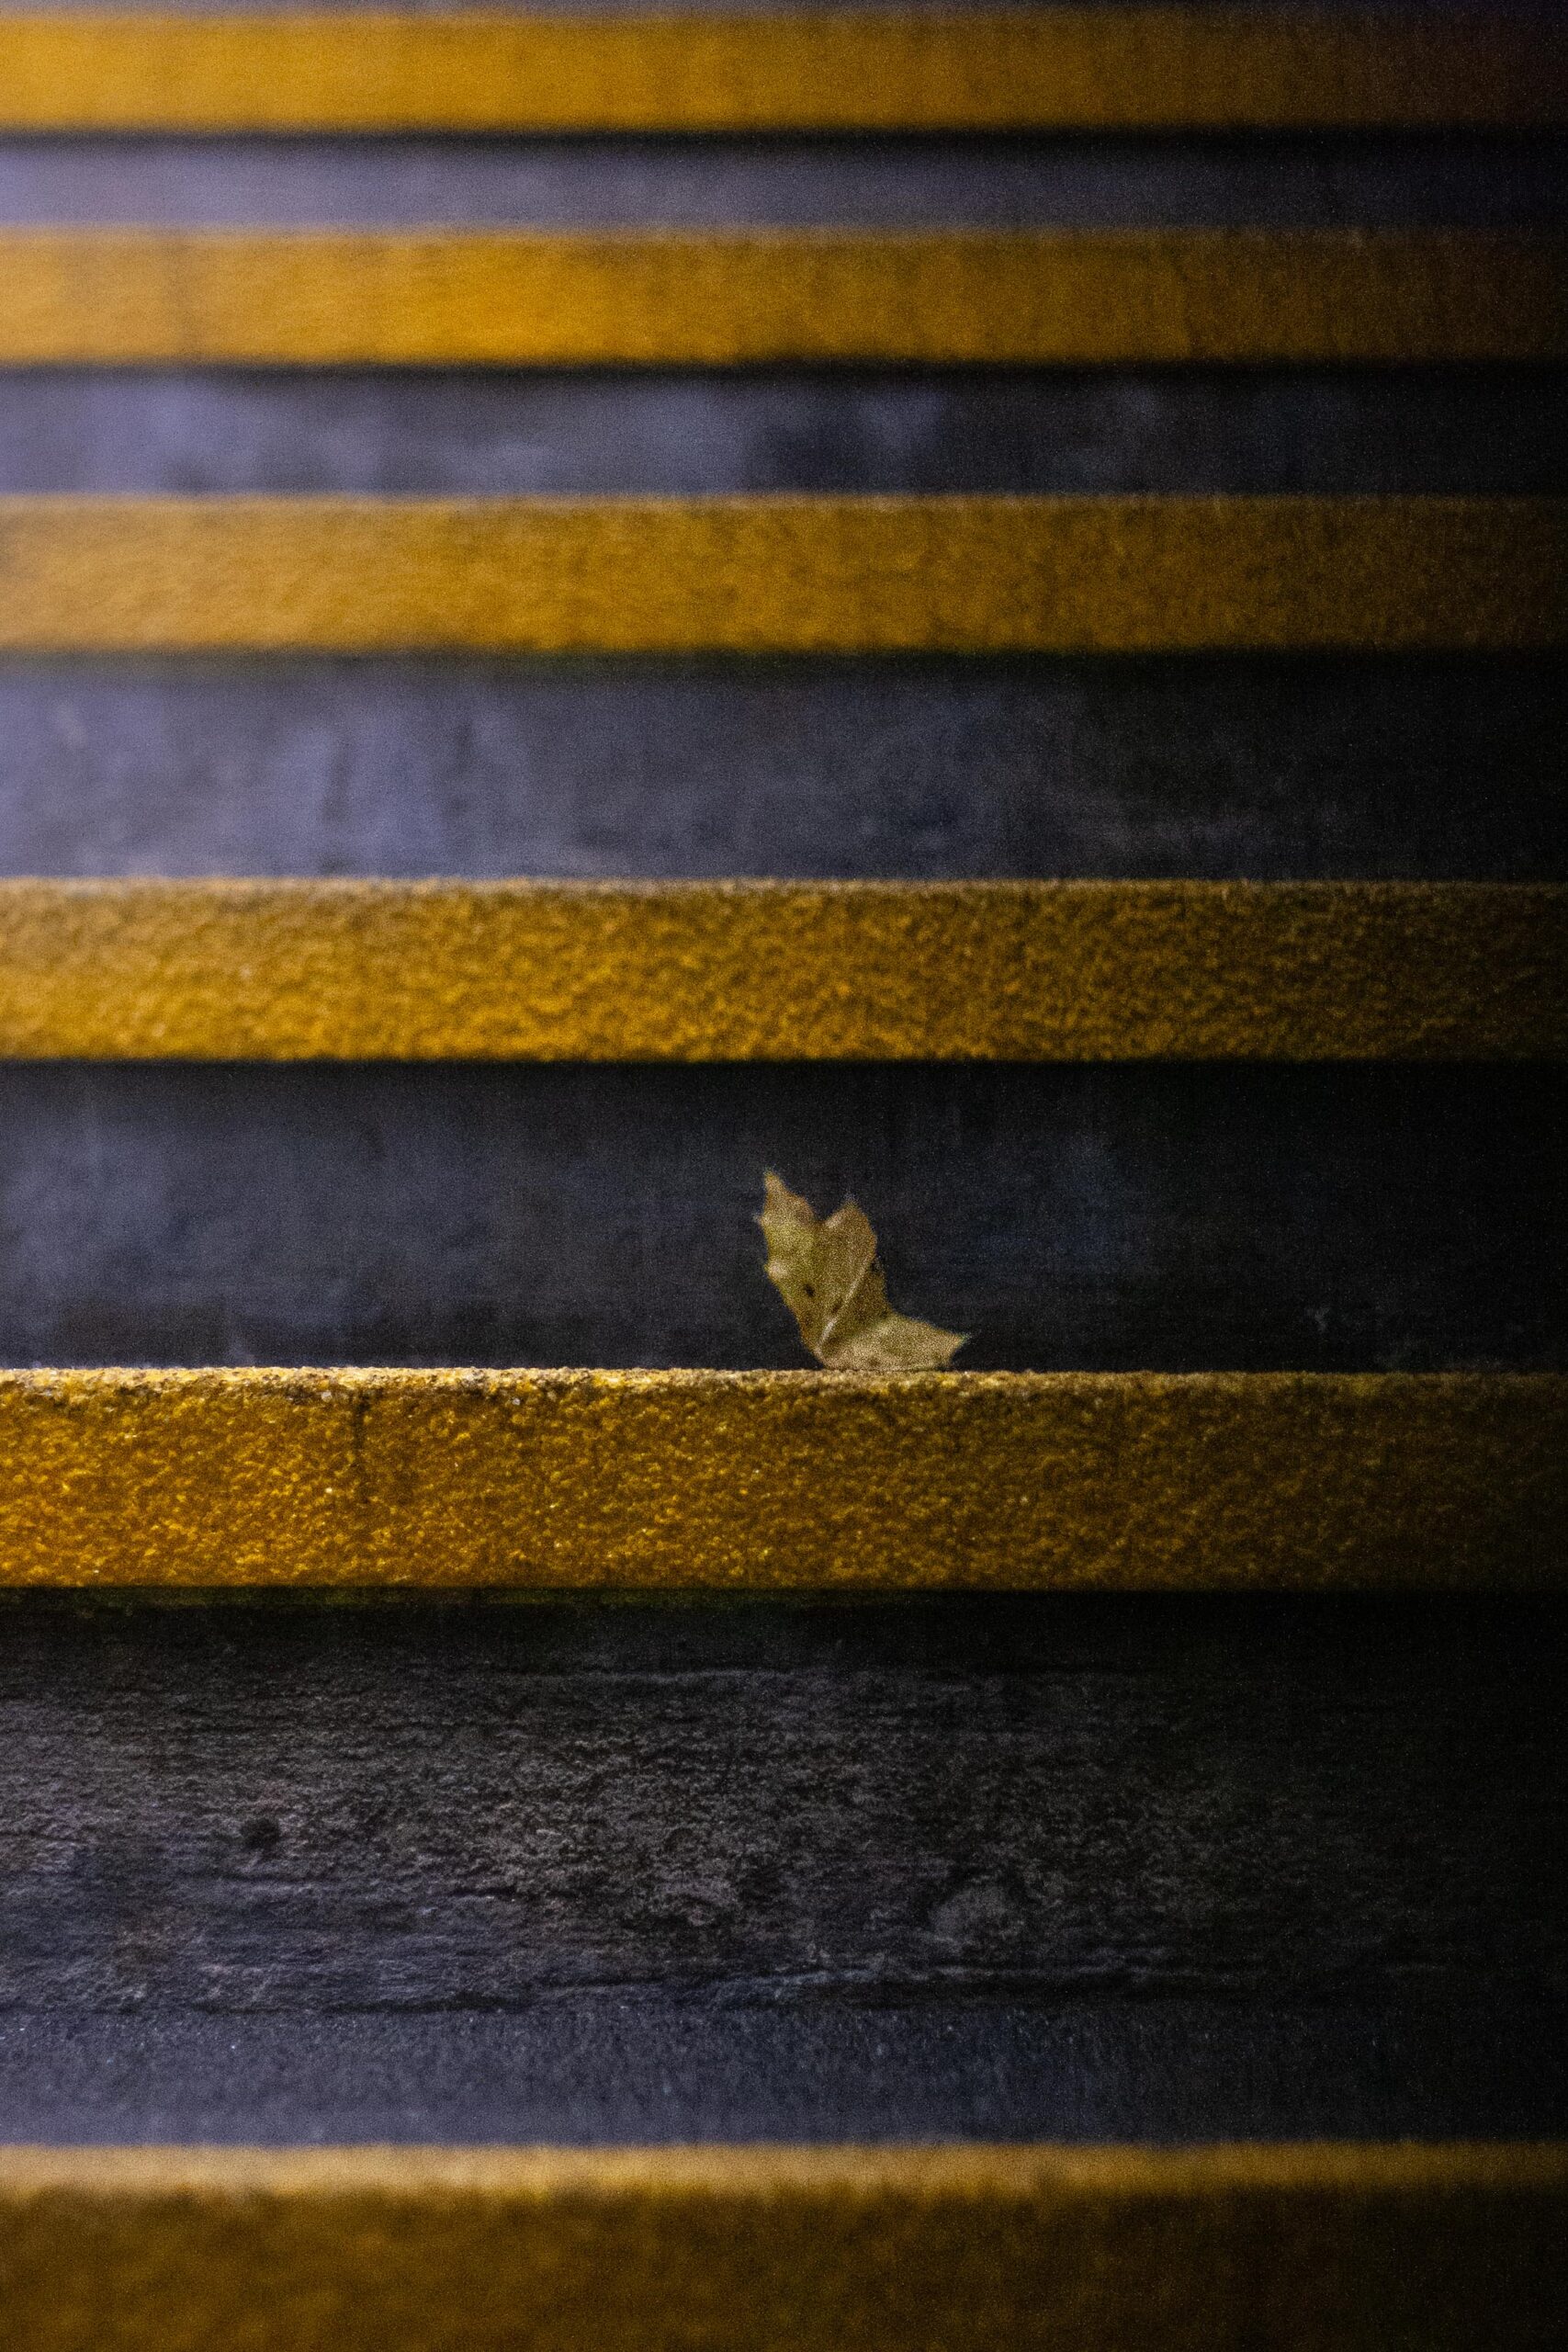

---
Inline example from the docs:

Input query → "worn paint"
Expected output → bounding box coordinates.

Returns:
[0,878,1559,1061]
[0,2142,1563,2352]
[0,1367,1561,1591]
[5,231,1564,367]
[0,495,1562,652]
[1,11,1563,134]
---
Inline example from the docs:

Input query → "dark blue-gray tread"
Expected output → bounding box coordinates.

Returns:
[0,1593,1562,2144]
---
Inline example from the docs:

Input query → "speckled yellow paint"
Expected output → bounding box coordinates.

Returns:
[1,496,1561,652]
[0,880,1559,1062]
[0,1369,1561,1593]
[0,11,1562,131]
[6,231,1563,366]
[1,2142,1562,2352]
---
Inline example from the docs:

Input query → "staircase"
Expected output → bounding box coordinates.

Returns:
[0,8,1563,2345]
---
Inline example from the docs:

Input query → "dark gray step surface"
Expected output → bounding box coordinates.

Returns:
[5,368,1564,497]
[1,1595,1561,2032]
[0,1061,1559,1373]
[2,656,1560,883]
[4,1995,1563,2149]
[4,135,1564,229]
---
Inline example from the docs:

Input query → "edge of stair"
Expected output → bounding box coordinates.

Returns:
[6,229,1564,365]
[3,9,1564,135]
[2,1366,1562,1592]
[0,878,1560,1060]
[2,2140,1564,2352]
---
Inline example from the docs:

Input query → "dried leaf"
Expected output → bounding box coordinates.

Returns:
[758,1171,966,1372]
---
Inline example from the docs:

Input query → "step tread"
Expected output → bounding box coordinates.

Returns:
[2,1366,1561,1591]
[6,228,1565,365]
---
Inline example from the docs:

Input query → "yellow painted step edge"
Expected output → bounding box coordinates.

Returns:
[0,1369,1562,1593]
[1,10,1563,131]
[2,2142,1563,2352]
[0,880,1560,1063]
[5,231,1565,366]
[1,496,1563,652]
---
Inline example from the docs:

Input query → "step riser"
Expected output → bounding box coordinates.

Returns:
[0,1062,1559,1372]
[5,133,1565,232]
[4,371,1565,496]
[1,655,1557,883]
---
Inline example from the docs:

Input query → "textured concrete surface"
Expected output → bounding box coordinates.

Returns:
[2,495,1562,651]
[2,2142,1564,2352]
[2,1367,1561,1592]
[6,10,1562,133]
[9,229,1563,365]
[0,1592,1561,2009]
[7,1996,1564,2147]
[0,1059,1556,1373]
[0,878,1560,1059]
[0,0,1560,2211]
[0,654,1556,882]
[7,371,1568,498]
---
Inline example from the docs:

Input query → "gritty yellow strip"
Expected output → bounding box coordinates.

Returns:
[0,497,1562,653]
[1,2142,1562,2352]
[5,231,1565,366]
[0,880,1561,1064]
[0,1369,1562,1595]
[0,11,1562,132]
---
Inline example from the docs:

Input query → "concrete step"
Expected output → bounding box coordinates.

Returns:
[0,877,1559,1059]
[7,228,1564,365]
[3,2141,1563,2351]
[3,1366,1562,1593]
[5,9,1563,135]
[3,494,1561,650]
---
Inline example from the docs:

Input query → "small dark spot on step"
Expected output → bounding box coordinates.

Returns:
[240,1816,282,1857]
